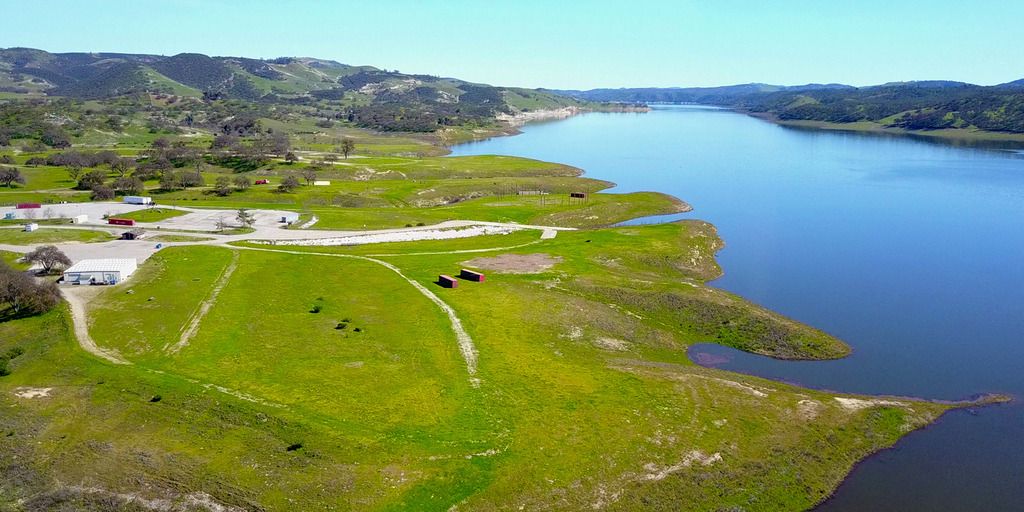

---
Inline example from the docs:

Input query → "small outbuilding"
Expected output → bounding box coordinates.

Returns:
[281,212,300,224]
[23,223,39,232]
[459,269,485,282]
[71,214,88,224]
[121,228,147,240]
[62,258,138,286]
[438,275,458,288]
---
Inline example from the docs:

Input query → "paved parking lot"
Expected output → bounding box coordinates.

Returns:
[0,202,297,231]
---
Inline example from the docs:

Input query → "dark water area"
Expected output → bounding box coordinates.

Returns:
[450,105,1024,510]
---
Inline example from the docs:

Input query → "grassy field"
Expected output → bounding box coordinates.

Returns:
[113,207,188,223]
[0,249,27,270]
[0,227,115,245]
[0,220,953,510]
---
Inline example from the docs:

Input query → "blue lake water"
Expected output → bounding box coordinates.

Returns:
[450,105,1024,510]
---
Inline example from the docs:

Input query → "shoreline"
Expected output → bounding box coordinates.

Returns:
[742,111,1024,148]
[449,107,1013,508]
[813,393,1013,509]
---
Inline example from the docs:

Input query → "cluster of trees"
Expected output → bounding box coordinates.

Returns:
[0,255,64,317]
[212,175,252,196]
[209,130,290,171]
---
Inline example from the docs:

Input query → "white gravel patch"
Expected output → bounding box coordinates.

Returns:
[254,225,519,247]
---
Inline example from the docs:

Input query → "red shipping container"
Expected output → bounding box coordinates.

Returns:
[108,218,135,226]
[459,269,485,282]
[438,275,458,288]
[16,203,41,209]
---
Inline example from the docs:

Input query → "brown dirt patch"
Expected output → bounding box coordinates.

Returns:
[462,253,562,274]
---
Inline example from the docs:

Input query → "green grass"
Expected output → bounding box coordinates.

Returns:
[0,228,950,510]
[0,227,115,245]
[0,249,27,270]
[113,207,188,223]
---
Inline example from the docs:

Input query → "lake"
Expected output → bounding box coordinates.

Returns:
[450,105,1024,511]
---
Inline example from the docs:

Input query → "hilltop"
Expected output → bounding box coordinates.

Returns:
[0,47,591,132]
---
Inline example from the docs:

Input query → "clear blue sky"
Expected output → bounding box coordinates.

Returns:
[2,0,1022,89]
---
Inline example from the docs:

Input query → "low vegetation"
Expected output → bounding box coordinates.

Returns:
[0,227,114,245]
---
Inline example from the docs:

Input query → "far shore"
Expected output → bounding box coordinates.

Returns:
[743,111,1024,147]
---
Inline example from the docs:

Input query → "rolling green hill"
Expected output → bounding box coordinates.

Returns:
[0,47,588,132]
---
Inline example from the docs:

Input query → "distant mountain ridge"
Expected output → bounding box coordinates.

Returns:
[0,47,585,131]
[554,78,1024,133]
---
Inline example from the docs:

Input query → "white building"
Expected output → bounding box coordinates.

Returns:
[23,223,39,232]
[281,212,300,224]
[71,214,88,224]
[62,259,138,285]
[123,196,153,205]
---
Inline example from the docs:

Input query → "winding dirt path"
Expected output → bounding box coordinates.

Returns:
[165,250,240,355]
[239,246,480,382]
[60,287,130,365]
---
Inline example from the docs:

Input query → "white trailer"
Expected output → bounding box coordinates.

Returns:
[123,196,153,205]
[72,214,89,224]
[24,223,39,232]
[281,212,300,224]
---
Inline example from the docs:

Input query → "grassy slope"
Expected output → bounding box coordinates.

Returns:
[0,223,949,510]
[0,227,115,245]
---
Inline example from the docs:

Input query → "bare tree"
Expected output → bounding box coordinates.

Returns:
[233,175,251,190]
[340,138,355,159]
[111,158,133,178]
[24,245,71,274]
[213,176,233,197]
[113,176,144,195]
[0,166,25,187]
[91,184,115,201]
[278,174,300,193]
[301,167,318,186]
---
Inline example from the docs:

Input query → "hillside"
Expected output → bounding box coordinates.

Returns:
[0,47,588,132]
[555,80,1024,134]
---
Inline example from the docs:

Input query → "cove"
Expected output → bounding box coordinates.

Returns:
[450,105,1024,510]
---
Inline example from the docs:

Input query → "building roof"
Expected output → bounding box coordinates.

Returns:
[63,258,137,274]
